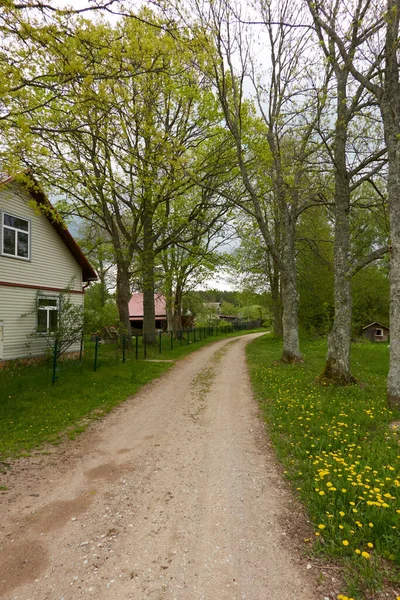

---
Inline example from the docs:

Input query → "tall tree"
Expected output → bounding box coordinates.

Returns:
[305,0,400,403]
[177,0,332,361]
[306,0,387,383]
[2,11,228,344]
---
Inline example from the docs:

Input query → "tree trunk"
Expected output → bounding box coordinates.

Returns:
[98,258,108,308]
[116,261,132,348]
[382,0,400,407]
[280,216,302,363]
[166,303,174,333]
[172,286,183,339]
[142,211,156,344]
[271,257,283,337]
[320,70,355,385]
[386,130,400,407]
[164,275,174,333]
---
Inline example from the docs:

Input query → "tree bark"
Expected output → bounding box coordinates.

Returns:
[382,0,400,407]
[280,216,302,363]
[321,70,356,385]
[116,261,132,347]
[172,285,183,339]
[271,256,283,337]
[142,255,156,344]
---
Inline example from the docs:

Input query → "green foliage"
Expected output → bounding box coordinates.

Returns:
[247,335,400,597]
[297,207,334,335]
[84,284,119,334]
[220,301,238,316]
[240,304,267,320]
[352,266,390,335]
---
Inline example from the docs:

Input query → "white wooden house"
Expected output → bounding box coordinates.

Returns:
[0,173,97,365]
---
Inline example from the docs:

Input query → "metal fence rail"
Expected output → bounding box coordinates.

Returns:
[50,320,262,384]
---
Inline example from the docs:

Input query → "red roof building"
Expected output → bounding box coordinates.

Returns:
[129,293,167,330]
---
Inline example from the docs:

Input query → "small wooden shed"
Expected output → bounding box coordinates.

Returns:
[101,326,119,344]
[362,322,390,343]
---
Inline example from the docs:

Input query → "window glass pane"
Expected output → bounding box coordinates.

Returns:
[49,310,58,333]
[38,298,58,307]
[4,214,29,231]
[17,232,29,258]
[3,227,15,255]
[37,309,48,333]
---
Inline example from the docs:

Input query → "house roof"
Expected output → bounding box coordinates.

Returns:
[362,322,389,330]
[1,172,97,282]
[129,293,167,319]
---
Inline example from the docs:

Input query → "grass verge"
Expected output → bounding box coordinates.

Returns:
[0,327,261,461]
[246,335,400,600]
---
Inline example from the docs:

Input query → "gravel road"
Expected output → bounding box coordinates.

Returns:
[0,333,321,600]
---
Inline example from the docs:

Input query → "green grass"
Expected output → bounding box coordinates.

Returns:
[246,335,400,599]
[0,326,262,461]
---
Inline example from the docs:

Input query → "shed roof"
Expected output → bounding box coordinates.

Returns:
[129,293,167,318]
[1,172,97,282]
[362,322,389,331]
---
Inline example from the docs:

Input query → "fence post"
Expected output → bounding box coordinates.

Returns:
[79,333,84,363]
[194,327,196,343]
[135,334,138,360]
[187,329,189,345]
[143,332,147,359]
[170,330,173,349]
[159,330,162,354]
[52,338,58,385]
[122,334,126,363]
[180,329,183,346]
[94,335,99,371]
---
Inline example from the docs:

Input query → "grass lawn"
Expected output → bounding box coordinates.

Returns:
[0,327,261,461]
[247,335,400,600]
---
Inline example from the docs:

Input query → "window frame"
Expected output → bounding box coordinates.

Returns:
[376,328,383,337]
[1,210,31,261]
[37,295,59,335]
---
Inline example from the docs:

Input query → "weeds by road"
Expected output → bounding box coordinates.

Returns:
[247,335,400,600]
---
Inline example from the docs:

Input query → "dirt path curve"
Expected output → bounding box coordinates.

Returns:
[0,333,320,600]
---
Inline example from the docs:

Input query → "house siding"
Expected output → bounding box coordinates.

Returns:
[0,181,84,361]
[0,182,82,291]
[0,286,82,360]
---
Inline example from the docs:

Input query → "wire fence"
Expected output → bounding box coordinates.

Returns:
[51,320,262,384]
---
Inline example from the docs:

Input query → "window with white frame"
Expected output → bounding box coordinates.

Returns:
[376,328,383,337]
[1,212,30,259]
[37,297,59,334]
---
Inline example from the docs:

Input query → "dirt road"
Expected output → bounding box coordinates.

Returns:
[0,333,321,600]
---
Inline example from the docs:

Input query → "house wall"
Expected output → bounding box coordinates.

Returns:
[0,286,82,360]
[0,182,82,291]
[362,327,389,343]
[0,182,83,361]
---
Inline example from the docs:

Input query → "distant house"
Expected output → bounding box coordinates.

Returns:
[129,293,167,331]
[219,314,237,322]
[0,172,97,365]
[362,322,390,343]
[203,302,236,322]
